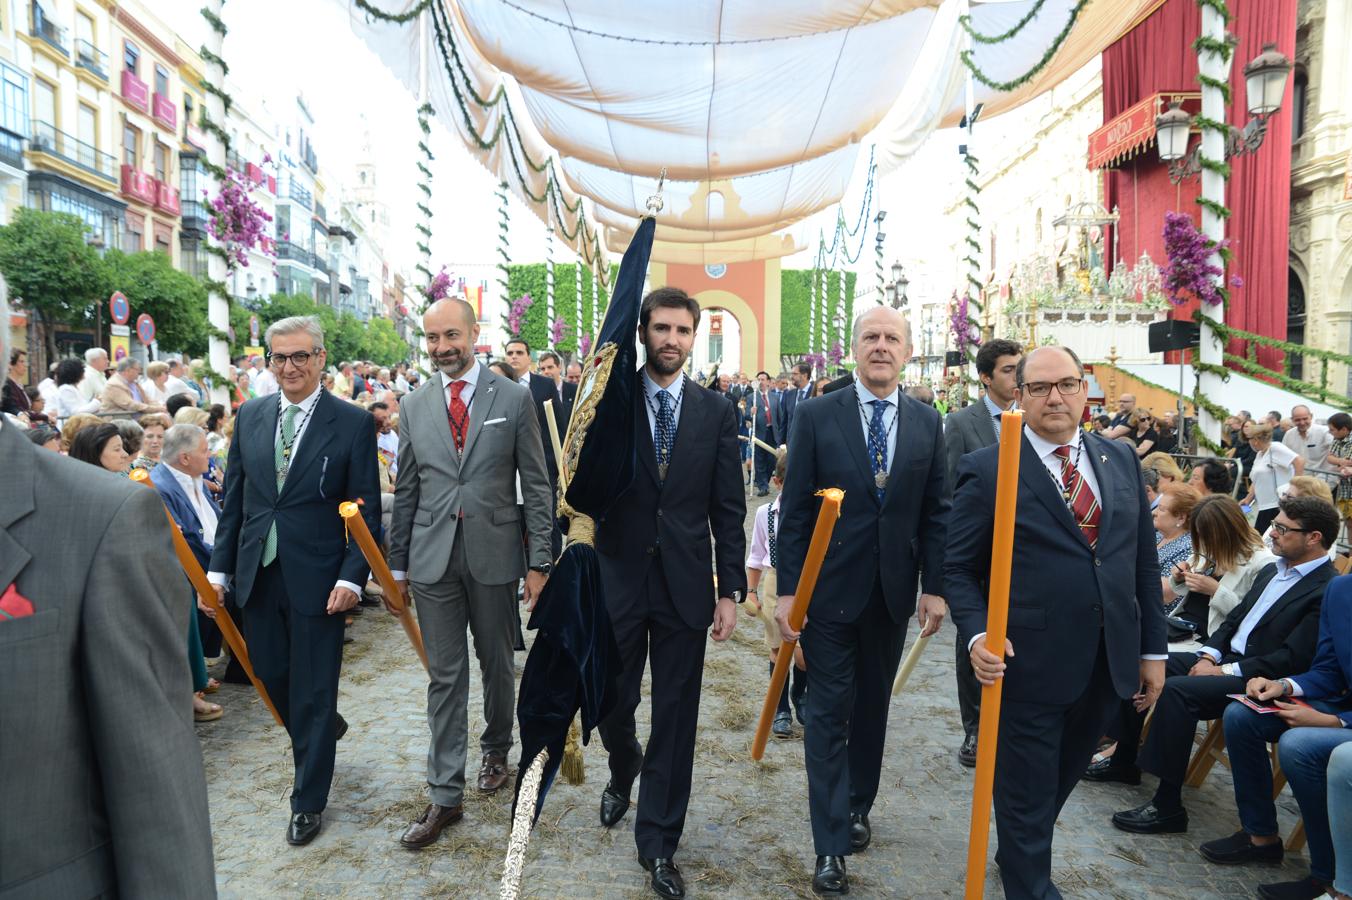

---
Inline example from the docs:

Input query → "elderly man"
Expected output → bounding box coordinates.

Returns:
[101,358,163,414]
[1283,405,1332,473]
[78,347,109,402]
[777,305,948,895]
[164,358,196,403]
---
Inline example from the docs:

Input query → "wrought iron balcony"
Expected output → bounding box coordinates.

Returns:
[30,3,67,56]
[276,240,315,268]
[0,127,23,170]
[29,121,117,183]
[286,181,312,210]
[74,39,107,79]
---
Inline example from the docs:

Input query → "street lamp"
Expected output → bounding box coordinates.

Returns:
[1154,43,1291,183]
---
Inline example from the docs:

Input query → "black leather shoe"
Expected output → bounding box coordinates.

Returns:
[791,687,807,727]
[1256,876,1328,899]
[599,781,632,827]
[335,713,348,742]
[1199,830,1284,866]
[638,855,685,899]
[812,855,848,895]
[772,711,793,738]
[849,813,871,851]
[286,811,322,845]
[958,733,978,768]
[1083,757,1140,785]
[1111,803,1188,834]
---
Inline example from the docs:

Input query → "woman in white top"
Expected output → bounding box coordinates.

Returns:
[1242,420,1303,534]
[1168,493,1275,649]
[141,361,170,405]
[53,358,100,424]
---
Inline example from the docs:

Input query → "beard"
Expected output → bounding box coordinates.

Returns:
[433,347,473,377]
[645,342,688,377]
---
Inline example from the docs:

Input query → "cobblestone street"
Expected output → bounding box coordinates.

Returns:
[203,494,1316,899]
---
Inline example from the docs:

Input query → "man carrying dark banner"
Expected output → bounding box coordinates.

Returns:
[593,286,747,899]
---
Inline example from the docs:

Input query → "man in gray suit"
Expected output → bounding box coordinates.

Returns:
[0,281,215,898]
[388,297,553,849]
[942,337,1021,768]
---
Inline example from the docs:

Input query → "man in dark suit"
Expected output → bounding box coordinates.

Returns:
[750,370,778,496]
[942,338,1022,768]
[777,362,813,447]
[594,287,747,900]
[529,349,577,553]
[206,314,381,846]
[776,306,949,896]
[0,287,216,898]
[945,345,1165,900]
[1107,495,1337,836]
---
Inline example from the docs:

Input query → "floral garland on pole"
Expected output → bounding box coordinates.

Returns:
[505,293,534,338]
[496,182,511,321]
[204,161,275,270]
[549,316,569,350]
[414,103,435,286]
[1161,211,1241,307]
[196,0,235,394]
[950,292,981,362]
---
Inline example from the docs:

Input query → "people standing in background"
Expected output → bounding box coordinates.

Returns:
[101,359,163,415]
[750,371,778,497]
[251,355,279,397]
[2,348,29,417]
[1242,422,1304,534]
[1283,405,1332,476]
[566,361,583,384]
[77,347,109,403]
[777,362,814,446]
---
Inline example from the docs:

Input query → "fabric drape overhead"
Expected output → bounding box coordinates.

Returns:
[339,0,1168,264]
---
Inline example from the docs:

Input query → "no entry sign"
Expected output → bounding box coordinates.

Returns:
[136,313,156,344]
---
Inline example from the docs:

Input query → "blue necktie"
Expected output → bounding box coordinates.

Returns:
[867,399,889,501]
[655,390,675,479]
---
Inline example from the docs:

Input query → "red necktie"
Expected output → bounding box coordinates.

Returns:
[1053,445,1100,548]
[763,392,772,425]
[448,381,468,452]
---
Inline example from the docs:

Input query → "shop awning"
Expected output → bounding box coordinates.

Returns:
[1087,91,1199,170]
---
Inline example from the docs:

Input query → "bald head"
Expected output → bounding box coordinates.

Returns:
[425,298,477,331]
[851,306,911,397]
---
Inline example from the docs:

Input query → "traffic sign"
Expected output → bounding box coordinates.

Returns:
[136,313,156,344]
[109,291,130,325]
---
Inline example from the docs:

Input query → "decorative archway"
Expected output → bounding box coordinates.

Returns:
[648,259,782,375]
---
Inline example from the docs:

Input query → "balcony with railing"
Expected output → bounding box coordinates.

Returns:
[152,93,176,130]
[120,165,157,205]
[314,255,330,276]
[29,121,117,183]
[74,39,107,80]
[276,240,315,269]
[286,181,312,210]
[120,70,149,112]
[181,198,208,234]
[0,127,23,170]
[30,3,68,56]
[154,179,180,216]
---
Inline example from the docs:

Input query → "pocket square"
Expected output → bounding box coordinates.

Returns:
[484,417,507,426]
[0,583,34,620]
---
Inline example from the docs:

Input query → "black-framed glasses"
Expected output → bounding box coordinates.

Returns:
[1020,378,1083,398]
[1269,522,1312,536]
[267,351,315,369]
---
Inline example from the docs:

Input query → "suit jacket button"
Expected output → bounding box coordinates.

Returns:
[646,546,655,556]
[657,509,663,517]
[1094,558,1101,567]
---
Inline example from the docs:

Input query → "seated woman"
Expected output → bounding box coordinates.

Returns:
[1130,409,1159,458]
[1154,484,1198,609]
[1168,494,1274,649]
[1142,452,1184,489]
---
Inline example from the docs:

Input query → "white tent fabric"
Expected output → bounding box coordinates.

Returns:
[338,0,1163,265]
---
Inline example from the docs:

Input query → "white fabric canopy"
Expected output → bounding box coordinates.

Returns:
[338,0,1163,264]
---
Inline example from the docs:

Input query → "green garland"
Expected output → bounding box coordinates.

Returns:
[200,6,227,36]
[1221,353,1352,407]
[495,182,511,309]
[353,0,431,25]
[959,0,1049,44]
[1200,313,1352,368]
[199,46,229,76]
[200,80,232,115]
[960,0,1091,92]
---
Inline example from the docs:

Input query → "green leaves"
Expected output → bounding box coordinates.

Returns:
[102,250,210,356]
[0,209,111,356]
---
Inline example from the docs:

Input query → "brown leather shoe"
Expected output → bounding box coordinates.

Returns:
[477,752,511,793]
[399,803,463,849]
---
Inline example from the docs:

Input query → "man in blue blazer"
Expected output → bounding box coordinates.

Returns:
[206,315,380,846]
[776,306,949,896]
[945,346,1165,900]
[1207,562,1352,900]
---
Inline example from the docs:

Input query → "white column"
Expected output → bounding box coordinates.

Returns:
[818,268,828,360]
[1196,4,1227,451]
[574,256,583,355]
[203,0,228,406]
[590,265,599,334]
[808,263,818,357]
[545,225,555,348]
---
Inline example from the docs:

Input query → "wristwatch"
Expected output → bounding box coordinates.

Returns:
[529,563,552,575]
[1220,663,1237,677]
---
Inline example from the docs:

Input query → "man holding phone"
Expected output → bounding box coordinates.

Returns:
[1202,567,1352,899]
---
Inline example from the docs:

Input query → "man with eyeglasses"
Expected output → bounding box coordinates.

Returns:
[205,315,381,848]
[1107,495,1336,842]
[945,346,1165,899]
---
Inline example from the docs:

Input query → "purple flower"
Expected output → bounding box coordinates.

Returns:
[578,332,593,357]
[950,292,980,354]
[206,167,275,271]
[506,293,534,337]
[1161,211,1232,307]
[803,352,826,374]
[425,267,452,302]
[550,316,569,346]
[826,340,845,368]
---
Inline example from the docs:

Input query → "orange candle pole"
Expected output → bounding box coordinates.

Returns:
[128,469,284,728]
[751,488,844,761]
[964,410,1023,900]
[338,501,429,672]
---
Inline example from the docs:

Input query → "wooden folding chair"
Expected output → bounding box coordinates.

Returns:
[1184,722,1307,851]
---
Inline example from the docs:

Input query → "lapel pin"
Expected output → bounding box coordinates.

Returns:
[1100,454,1108,463]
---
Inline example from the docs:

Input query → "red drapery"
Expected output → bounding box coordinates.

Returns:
[1102,0,1295,370]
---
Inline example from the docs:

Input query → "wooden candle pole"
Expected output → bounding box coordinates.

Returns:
[128,469,284,728]
[751,488,843,761]
[964,410,1023,900]
[891,631,932,696]
[338,502,429,672]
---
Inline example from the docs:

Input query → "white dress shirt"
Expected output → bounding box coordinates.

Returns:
[37,376,58,406]
[55,383,100,421]
[983,394,1010,439]
[164,374,194,399]
[169,463,218,547]
[1201,555,1329,674]
[209,385,361,596]
[642,369,685,440]
[853,378,899,471]
[253,367,279,397]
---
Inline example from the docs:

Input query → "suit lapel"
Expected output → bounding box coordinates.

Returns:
[634,371,661,487]
[1253,564,1328,633]
[832,388,879,507]
[974,402,998,446]
[880,394,914,507]
[459,365,499,466]
[280,391,336,499]
[252,398,280,499]
[1082,433,1116,541]
[0,426,36,594]
[1018,434,1087,547]
[427,374,461,471]
[666,377,704,493]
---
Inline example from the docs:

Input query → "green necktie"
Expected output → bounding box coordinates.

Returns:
[262,404,301,566]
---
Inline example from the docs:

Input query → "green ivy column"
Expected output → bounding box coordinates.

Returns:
[201,0,230,405]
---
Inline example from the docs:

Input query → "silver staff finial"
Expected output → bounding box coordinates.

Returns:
[644,167,668,217]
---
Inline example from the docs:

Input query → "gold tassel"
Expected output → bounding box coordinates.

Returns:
[560,715,585,785]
